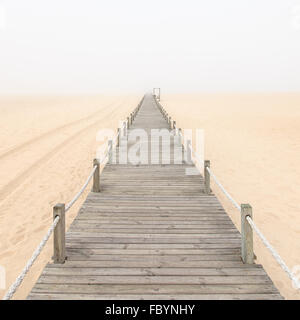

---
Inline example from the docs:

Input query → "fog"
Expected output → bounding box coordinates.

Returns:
[0,0,300,94]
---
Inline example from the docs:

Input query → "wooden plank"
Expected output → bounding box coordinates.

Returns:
[65,248,241,255]
[75,217,232,222]
[65,237,241,244]
[65,243,241,249]
[30,284,280,294]
[70,223,235,228]
[68,228,239,234]
[37,275,272,285]
[66,232,241,239]
[42,267,266,276]
[27,293,283,300]
[76,215,230,220]
[46,260,249,268]
[65,254,242,262]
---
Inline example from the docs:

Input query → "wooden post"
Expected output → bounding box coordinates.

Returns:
[153,88,161,101]
[204,160,211,194]
[123,121,127,137]
[53,203,66,264]
[241,204,254,264]
[178,128,182,143]
[108,140,113,163]
[92,158,100,192]
[181,138,184,163]
[117,128,120,147]
[127,117,130,129]
[130,113,133,124]
[173,121,176,130]
[186,139,192,163]
[169,117,172,129]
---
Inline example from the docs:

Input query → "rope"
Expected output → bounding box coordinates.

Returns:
[205,167,241,211]
[113,135,118,146]
[246,216,299,289]
[65,165,97,212]
[177,132,202,169]
[66,134,117,213]
[188,144,202,165]
[2,216,60,300]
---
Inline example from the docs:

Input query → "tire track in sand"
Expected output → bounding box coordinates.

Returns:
[0,99,125,205]
[0,99,121,161]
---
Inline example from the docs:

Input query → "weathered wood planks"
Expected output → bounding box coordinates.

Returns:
[28,94,283,300]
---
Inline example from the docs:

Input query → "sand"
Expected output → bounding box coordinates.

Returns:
[0,93,299,300]
[163,93,300,300]
[0,95,140,299]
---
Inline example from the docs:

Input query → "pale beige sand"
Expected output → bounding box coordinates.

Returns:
[163,93,300,300]
[0,95,140,299]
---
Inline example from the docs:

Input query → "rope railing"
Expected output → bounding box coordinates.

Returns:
[3,216,60,300]
[205,167,241,211]
[246,216,299,289]
[66,124,124,212]
[2,97,144,300]
[65,165,98,212]
[153,94,300,291]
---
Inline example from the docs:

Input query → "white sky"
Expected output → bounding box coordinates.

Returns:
[0,0,300,94]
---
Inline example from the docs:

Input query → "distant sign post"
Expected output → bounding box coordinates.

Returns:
[153,88,161,101]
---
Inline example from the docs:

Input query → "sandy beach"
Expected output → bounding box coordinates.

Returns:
[163,93,300,300]
[0,95,140,299]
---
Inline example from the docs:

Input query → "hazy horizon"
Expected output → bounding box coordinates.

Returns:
[1,0,300,94]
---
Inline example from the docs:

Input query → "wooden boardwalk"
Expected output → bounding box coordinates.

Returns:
[28,94,282,300]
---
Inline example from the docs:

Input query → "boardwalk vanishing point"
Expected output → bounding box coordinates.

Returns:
[28,94,282,300]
